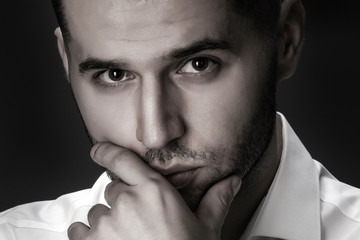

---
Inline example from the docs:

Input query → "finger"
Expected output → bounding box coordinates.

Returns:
[68,222,89,240]
[196,175,242,233]
[91,143,160,185]
[105,180,131,207]
[88,204,110,227]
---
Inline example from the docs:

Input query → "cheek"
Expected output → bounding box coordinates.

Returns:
[183,59,263,148]
[71,78,139,147]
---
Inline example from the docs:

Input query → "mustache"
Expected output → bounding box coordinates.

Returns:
[143,140,205,164]
[100,140,216,181]
[91,136,209,164]
[91,138,210,180]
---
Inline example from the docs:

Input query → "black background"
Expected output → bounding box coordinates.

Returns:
[0,1,359,211]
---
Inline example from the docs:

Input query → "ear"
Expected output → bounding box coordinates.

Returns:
[277,0,306,81]
[54,27,70,82]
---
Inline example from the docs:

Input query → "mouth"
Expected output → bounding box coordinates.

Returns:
[150,164,201,189]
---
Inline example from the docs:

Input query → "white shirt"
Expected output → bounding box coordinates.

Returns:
[240,113,360,240]
[1,113,360,240]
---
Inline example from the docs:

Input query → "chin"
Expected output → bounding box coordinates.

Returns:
[177,170,226,211]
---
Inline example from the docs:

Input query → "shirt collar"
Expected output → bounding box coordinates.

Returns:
[244,113,321,240]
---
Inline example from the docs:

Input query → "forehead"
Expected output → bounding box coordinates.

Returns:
[64,0,244,60]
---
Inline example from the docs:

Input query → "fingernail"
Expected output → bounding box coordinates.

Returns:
[231,176,242,196]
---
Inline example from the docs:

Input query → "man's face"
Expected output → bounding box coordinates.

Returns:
[63,0,277,210]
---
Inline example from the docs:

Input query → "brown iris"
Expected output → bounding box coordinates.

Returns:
[191,57,209,71]
[108,69,125,81]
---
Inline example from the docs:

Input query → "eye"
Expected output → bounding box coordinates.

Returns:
[97,69,135,83]
[178,57,216,74]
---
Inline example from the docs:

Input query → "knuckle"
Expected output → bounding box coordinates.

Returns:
[116,149,134,161]
[110,149,134,169]
[105,181,117,197]
[115,190,134,205]
[92,214,111,231]
[142,176,169,198]
[219,191,232,209]
[148,175,162,185]
[87,204,109,227]
[67,222,86,239]
[92,143,109,160]
[145,176,163,190]
[111,190,136,211]
[88,203,102,217]
[67,223,76,238]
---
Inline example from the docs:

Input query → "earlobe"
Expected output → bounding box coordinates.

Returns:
[54,27,70,82]
[277,0,306,81]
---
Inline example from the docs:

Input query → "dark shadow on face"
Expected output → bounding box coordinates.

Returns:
[84,48,279,211]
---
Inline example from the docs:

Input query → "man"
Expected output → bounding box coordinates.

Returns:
[0,0,359,239]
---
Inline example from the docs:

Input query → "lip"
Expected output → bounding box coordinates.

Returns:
[165,168,199,189]
[150,164,201,189]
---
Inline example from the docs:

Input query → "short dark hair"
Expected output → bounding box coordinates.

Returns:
[51,0,281,46]
[51,0,71,44]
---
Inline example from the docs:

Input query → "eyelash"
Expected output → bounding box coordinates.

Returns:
[176,56,220,78]
[91,56,220,89]
[92,70,133,89]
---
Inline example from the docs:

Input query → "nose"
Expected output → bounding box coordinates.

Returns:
[136,75,184,149]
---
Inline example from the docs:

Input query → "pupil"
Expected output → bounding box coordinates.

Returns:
[109,69,124,81]
[192,58,208,71]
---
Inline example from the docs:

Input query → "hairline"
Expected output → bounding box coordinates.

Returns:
[52,0,281,49]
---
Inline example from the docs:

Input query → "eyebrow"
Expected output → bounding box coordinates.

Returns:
[165,38,234,60]
[78,38,235,73]
[79,59,130,74]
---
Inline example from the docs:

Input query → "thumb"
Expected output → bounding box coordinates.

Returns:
[196,175,242,233]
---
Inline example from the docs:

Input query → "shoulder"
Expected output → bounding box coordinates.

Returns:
[314,160,360,240]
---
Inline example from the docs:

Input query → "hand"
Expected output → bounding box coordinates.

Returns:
[68,143,242,240]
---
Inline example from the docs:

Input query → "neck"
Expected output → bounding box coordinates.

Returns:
[221,115,283,239]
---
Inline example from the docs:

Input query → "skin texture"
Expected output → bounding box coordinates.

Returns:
[55,0,305,239]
